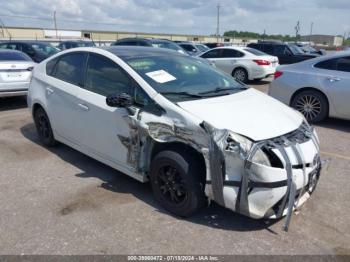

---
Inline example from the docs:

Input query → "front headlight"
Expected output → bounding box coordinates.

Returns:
[225,132,252,158]
[226,132,271,166]
[251,148,271,167]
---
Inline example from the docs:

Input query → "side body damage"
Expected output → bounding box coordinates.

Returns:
[117,95,322,231]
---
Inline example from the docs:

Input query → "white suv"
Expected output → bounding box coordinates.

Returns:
[27,46,321,230]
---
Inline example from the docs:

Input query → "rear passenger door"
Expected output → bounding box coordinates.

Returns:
[200,49,222,68]
[315,57,350,118]
[218,49,245,74]
[45,52,87,146]
[77,52,137,170]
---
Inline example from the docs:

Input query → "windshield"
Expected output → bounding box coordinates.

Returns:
[0,52,32,61]
[244,47,267,56]
[30,43,59,55]
[77,42,94,47]
[195,44,210,52]
[151,40,186,54]
[124,54,245,102]
[288,44,304,55]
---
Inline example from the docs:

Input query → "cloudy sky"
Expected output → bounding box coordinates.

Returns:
[0,0,349,36]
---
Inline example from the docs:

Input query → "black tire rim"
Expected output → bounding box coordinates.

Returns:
[156,165,188,205]
[295,95,321,121]
[234,69,246,82]
[37,114,50,139]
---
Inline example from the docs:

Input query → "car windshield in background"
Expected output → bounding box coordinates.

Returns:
[77,42,94,47]
[0,52,32,61]
[151,41,184,52]
[195,44,209,52]
[124,54,246,102]
[31,43,59,55]
[244,47,267,56]
[288,44,304,55]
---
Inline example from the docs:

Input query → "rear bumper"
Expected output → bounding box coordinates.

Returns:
[250,66,277,80]
[0,82,29,97]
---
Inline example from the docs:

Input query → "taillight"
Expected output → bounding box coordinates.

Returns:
[274,71,283,79]
[253,59,270,66]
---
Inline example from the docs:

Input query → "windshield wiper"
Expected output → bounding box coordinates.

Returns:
[198,87,246,95]
[160,91,203,98]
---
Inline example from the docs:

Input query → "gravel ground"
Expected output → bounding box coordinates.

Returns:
[0,80,349,255]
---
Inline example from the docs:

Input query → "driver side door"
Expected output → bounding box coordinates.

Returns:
[76,52,138,172]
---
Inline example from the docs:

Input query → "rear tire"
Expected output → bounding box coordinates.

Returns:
[232,68,248,83]
[34,107,57,147]
[149,150,206,217]
[291,90,328,123]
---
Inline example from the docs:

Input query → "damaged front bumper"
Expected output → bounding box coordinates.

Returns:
[204,122,323,231]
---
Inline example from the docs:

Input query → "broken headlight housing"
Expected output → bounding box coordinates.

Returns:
[226,132,271,167]
[226,132,252,158]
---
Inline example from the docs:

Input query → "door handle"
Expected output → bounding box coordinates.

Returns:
[46,87,54,95]
[78,103,89,111]
[327,77,340,82]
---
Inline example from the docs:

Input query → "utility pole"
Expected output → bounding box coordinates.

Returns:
[216,3,220,43]
[294,20,300,41]
[53,11,58,39]
[309,22,313,44]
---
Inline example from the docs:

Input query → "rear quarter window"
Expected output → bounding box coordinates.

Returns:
[46,57,59,76]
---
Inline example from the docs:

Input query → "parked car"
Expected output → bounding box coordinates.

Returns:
[269,52,350,122]
[0,41,59,63]
[248,41,319,64]
[0,49,35,97]
[112,38,187,54]
[57,40,95,50]
[199,46,279,83]
[295,43,326,55]
[178,42,209,55]
[27,46,322,230]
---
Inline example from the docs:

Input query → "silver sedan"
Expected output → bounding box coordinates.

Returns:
[269,51,350,122]
[0,49,35,97]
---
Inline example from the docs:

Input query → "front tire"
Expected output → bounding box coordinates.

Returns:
[149,150,206,217]
[232,68,248,83]
[291,90,328,123]
[34,107,57,147]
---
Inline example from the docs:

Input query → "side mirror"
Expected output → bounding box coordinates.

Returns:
[106,93,133,108]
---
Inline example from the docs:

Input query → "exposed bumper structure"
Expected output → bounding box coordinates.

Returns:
[205,122,321,231]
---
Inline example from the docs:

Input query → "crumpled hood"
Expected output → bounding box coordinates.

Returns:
[178,88,303,141]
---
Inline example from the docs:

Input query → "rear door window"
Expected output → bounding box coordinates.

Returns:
[274,45,290,55]
[201,49,222,58]
[53,52,87,86]
[262,45,274,54]
[335,57,350,72]
[315,57,350,72]
[314,59,337,70]
[221,49,244,58]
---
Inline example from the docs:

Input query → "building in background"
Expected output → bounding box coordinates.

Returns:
[0,26,256,46]
[300,34,344,47]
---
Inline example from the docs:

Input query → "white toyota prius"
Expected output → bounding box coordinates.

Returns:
[27,47,322,230]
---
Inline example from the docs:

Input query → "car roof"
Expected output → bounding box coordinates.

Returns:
[0,49,25,54]
[102,46,183,59]
[60,40,92,43]
[210,46,246,51]
[116,38,151,42]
